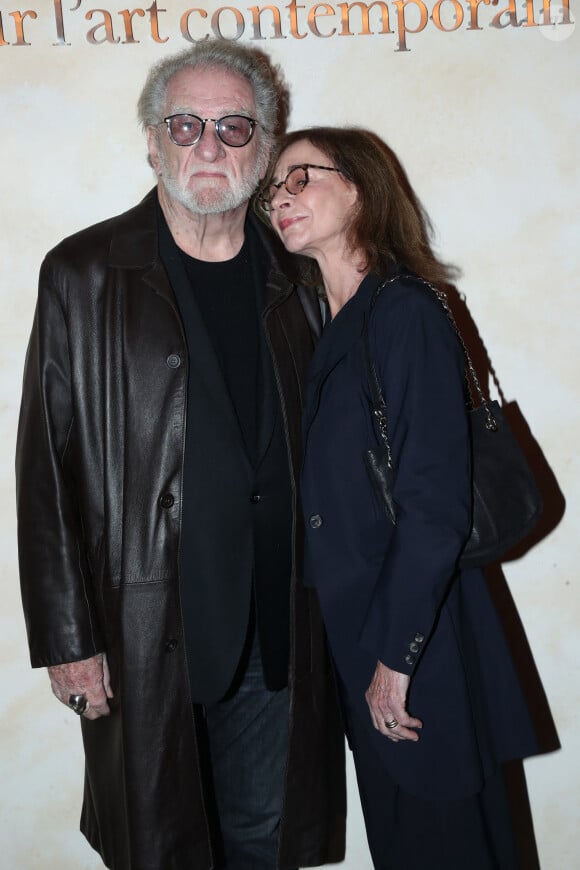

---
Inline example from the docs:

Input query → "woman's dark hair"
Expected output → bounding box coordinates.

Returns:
[258,126,458,287]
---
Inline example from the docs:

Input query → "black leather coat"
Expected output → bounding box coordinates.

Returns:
[16,190,346,870]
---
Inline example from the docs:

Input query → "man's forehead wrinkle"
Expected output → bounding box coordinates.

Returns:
[164,91,257,119]
[166,102,255,117]
[166,72,256,113]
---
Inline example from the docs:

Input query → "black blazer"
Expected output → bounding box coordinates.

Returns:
[159,210,311,702]
[301,271,540,800]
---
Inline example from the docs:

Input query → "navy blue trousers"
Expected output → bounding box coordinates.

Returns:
[347,707,520,870]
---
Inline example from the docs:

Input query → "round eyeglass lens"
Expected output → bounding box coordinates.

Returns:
[285,166,308,194]
[216,115,255,147]
[168,115,203,146]
[261,166,309,210]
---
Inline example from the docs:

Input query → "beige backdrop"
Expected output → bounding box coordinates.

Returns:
[1,2,578,867]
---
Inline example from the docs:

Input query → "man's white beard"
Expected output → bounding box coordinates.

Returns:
[158,150,268,216]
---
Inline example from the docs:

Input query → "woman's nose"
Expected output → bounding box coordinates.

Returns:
[270,185,292,210]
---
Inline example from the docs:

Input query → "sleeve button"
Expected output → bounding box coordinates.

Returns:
[309,514,323,529]
[409,642,419,653]
[404,654,416,665]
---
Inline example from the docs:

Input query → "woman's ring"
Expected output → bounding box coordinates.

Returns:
[384,718,398,729]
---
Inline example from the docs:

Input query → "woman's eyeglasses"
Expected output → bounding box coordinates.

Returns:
[259,164,345,212]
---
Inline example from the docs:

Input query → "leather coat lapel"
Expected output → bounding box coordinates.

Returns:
[109,190,168,284]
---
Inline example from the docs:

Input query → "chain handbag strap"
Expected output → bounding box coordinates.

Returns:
[363,275,499,462]
[363,277,398,464]
[412,277,499,432]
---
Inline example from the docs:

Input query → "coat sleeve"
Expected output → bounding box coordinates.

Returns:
[359,282,471,676]
[16,255,104,668]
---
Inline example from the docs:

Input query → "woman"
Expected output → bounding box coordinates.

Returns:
[257,128,541,868]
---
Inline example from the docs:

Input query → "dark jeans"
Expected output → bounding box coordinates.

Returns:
[205,629,290,870]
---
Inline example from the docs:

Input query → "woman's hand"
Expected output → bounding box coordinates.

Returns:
[48,653,113,720]
[365,660,422,742]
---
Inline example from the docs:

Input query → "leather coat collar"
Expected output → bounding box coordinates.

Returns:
[107,188,301,315]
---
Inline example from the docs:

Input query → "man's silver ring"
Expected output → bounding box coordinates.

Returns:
[68,694,88,715]
[385,718,398,729]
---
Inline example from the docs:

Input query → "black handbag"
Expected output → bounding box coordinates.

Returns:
[363,276,543,568]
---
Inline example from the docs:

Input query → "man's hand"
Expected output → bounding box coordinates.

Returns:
[48,653,113,720]
[365,660,422,742]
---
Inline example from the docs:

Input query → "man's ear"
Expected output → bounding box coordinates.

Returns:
[146,126,162,175]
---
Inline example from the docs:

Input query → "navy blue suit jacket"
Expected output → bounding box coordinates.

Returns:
[301,271,539,800]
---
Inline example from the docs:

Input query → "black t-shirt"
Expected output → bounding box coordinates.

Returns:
[179,235,261,462]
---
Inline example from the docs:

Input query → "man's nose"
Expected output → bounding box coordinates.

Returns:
[193,122,225,160]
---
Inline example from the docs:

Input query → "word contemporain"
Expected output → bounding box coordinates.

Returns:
[0,0,574,51]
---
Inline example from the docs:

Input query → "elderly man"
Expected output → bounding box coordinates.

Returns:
[16,41,345,870]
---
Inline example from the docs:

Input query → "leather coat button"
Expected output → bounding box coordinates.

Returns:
[165,639,178,652]
[309,514,323,529]
[159,493,174,509]
[250,494,261,504]
[166,354,181,369]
